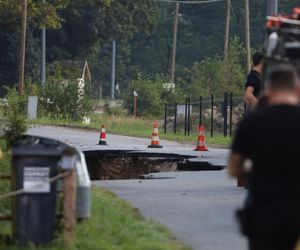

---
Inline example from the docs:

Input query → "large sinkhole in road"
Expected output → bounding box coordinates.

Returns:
[83,150,225,180]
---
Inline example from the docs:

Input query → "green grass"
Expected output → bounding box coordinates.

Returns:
[0,187,191,250]
[0,139,12,236]
[0,135,190,249]
[32,115,232,147]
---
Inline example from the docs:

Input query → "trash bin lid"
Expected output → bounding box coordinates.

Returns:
[12,135,63,156]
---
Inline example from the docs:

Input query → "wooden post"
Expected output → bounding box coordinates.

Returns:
[244,0,251,73]
[224,0,231,59]
[63,169,77,247]
[184,97,188,136]
[18,0,27,95]
[187,97,191,136]
[170,3,179,84]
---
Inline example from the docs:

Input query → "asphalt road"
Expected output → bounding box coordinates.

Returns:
[28,125,247,250]
[28,125,229,165]
[96,171,247,250]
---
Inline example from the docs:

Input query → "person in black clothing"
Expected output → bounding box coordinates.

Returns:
[229,64,300,250]
[244,52,264,109]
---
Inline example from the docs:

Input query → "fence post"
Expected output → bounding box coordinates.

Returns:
[187,97,191,136]
[229,92,233,136]
[184,97,188,136]
[199,96,202,127]
[223,92,228,137]
[210,94,214,138]
[63,169,76,247]
[174,102,177,134]
[164,103,167,134]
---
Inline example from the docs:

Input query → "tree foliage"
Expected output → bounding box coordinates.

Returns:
[122,74,174,116]
[39,66,92,121]
[0,0,67,29]
[3,89,27,145]
[2,0,300,106]
[179,37,245,98]
[47,0,159,59]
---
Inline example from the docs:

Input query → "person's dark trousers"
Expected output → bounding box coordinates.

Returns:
[248,202,300,250]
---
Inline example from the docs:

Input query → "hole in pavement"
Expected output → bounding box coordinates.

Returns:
[84,150,225,180]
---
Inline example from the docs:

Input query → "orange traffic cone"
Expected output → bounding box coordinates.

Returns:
[148,122,163,148]
[98,125,107,145]
[194,125,208,151]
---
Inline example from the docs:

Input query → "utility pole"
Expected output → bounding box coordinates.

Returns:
[41,0,46,85]
[170,3,179,84]
[224,0,231,59]
[111,41,116,100]
[18,0,27,95]
[266,0,278,16]
[244,0,251,73]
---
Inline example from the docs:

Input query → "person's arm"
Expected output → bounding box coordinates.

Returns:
[244,86,258,107]
[229,114,252,177]
[228,152,245,177]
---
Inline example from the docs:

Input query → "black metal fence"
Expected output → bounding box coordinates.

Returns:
[163,93,245,137]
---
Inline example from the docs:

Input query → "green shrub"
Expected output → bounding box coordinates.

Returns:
[181,37,246,98]
[2,89,27,145]
[39,76,92,121]
[38,61,93,121]
[122,74,175,117]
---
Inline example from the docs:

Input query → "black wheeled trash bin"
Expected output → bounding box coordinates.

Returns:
[11,136,63,245]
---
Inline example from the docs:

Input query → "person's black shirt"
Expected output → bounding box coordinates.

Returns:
[232,104,300,205]
[245,70,262,97]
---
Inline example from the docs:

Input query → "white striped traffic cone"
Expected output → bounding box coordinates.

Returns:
[194,125,208,151]
[148,122,163,148]
[98,125,107,145]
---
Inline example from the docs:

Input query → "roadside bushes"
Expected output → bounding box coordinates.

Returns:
[39,76,92,121]
[122,74,175,116]
[0,139,11,221]
[1,89,27,145]
[183,37,245,98]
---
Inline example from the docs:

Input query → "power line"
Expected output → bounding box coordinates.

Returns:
[157,0,224,4]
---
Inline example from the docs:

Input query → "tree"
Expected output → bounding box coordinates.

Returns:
[2,0,300,100]
[122,74,172,116]
[186,37,245,98]
[0,0,68,96]
[0,0,67,29]
[47,0,159,59]
[40,64,91,121]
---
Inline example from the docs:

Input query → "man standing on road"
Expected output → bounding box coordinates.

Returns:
[228,64,300,250]
[244,52,264,109]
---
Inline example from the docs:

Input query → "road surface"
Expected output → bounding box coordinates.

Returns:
[28,125,229,166]
[96,171,247,250]
[28,125,247,250]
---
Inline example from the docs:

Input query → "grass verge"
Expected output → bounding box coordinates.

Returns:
[0,187,191,250]
[32,115,232,147]
[0,139,12,236]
